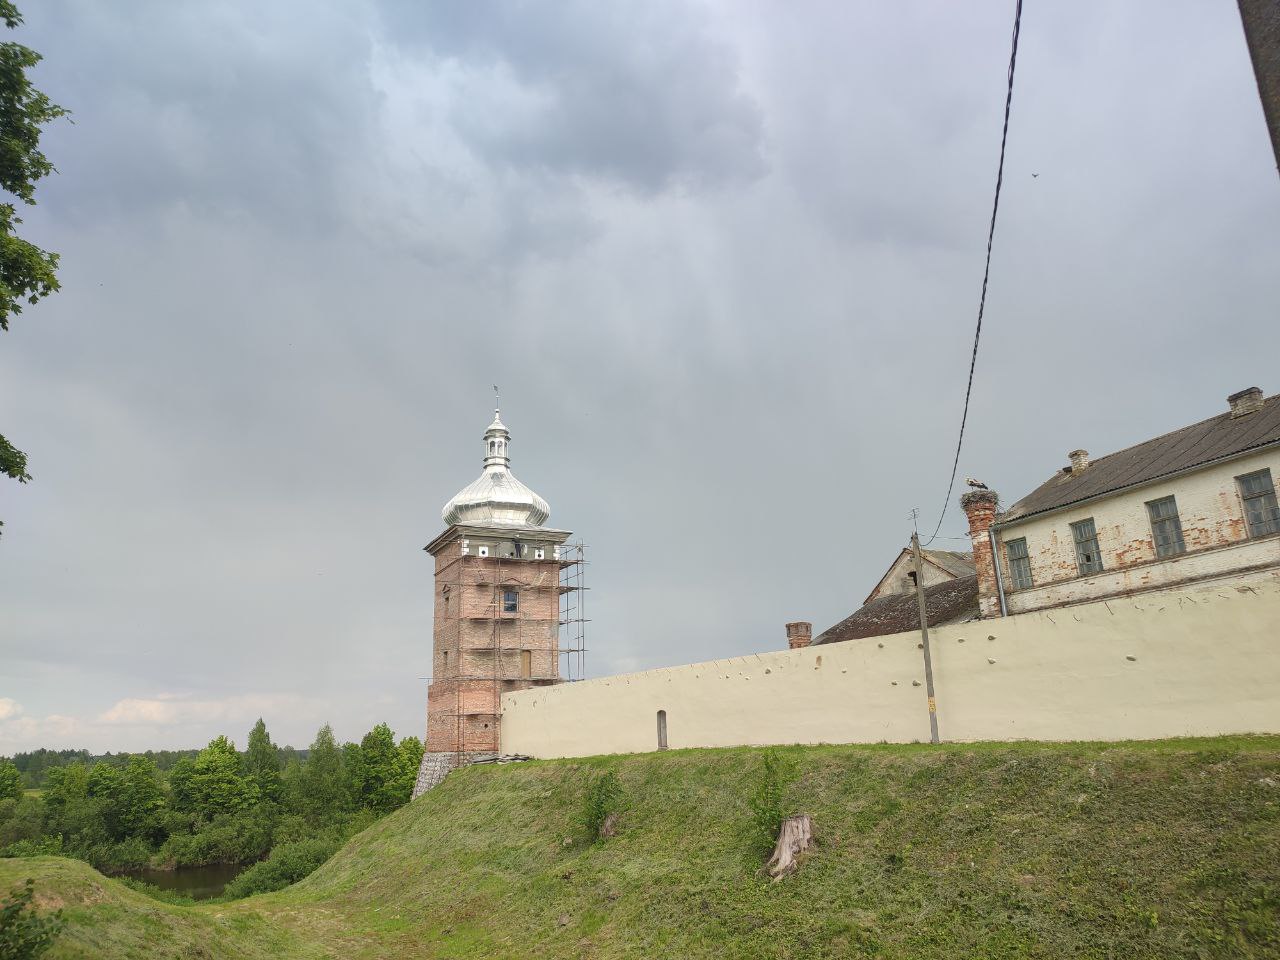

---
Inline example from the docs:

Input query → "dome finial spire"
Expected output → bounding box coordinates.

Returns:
[442,400,551,528]
[493,383,499,419]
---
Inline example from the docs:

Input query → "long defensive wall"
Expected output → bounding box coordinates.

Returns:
[500,570,1280,757]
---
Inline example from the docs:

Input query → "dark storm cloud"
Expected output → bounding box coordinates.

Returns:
[1,1,1277,753]
[374,0,767,191]
[26,1,379,226]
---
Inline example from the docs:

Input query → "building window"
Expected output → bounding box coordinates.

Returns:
[657,709,668,750]
[1071,518,1104,575]
[477,545,489,557]
[534,548,545,560]
[1237,468,1280,537]
[520,650,532,679]
[1146,496,1186,558]
[502,589,518,613]
[1006,537,1033,589]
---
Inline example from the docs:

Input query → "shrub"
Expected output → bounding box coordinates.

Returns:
[0,879,64,959]
[748,749,796,853]
[0,797,45,851]
[578,771,624,843]
[0,836,61,859]
[115,877,195,907]
[93,837,152,872]
[157,811,272,867]
[221,837,340,899]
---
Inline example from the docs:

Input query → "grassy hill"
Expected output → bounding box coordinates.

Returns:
[3,736,1279,959]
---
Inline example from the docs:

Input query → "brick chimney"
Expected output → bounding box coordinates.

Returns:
[1068,449,1090,472]
[1228,387,1264,418]
[960,489,1002,619]
[785,621,812,650]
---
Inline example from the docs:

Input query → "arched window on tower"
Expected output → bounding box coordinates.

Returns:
[657,709,668,750]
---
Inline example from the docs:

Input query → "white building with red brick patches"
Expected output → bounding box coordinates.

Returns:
[963,386,1280,619]
[413,406,572,797]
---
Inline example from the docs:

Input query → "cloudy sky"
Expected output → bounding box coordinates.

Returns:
[1,1,1277,754]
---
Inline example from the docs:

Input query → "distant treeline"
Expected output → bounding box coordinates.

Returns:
[10,746,313,790]
[0,720,423,899]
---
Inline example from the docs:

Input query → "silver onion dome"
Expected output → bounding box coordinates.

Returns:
[441,408,551,528]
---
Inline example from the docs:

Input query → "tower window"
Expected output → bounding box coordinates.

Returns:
[503,589,519,613]
[477,546,489,557]
[657,710,668,750]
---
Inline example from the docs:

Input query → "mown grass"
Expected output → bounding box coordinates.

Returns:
[3,736,1278,958]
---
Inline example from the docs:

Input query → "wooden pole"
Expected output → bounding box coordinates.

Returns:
[911,530,941,744]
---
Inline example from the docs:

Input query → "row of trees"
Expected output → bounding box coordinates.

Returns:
[0,720,424,873]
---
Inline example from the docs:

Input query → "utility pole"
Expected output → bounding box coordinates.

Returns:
[910,521,941,745]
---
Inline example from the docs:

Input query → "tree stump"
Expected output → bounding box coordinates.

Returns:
[765,814,813,880]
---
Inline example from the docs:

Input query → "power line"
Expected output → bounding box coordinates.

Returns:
[923,0,1024,546]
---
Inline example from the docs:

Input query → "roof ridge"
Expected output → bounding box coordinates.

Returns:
[1085,393,1277,469]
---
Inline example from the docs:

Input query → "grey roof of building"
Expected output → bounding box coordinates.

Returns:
[815,575,979,646]
[999,393,1280,524]
[924,550,976,578]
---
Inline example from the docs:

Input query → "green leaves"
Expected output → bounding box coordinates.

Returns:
[0,879,64,960]
[748,749,796,854]
[0,3,67,537]
[0,762,19,804]
[578,770,624,843]
[244,719,283,805]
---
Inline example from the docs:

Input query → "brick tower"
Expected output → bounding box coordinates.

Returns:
[413,405,571,796]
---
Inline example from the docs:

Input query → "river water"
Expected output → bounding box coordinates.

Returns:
[121,862,246,900]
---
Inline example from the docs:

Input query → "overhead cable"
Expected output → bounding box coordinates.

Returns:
[923,0,1024,546]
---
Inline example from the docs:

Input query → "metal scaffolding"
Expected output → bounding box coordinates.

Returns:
[426,541,589,763]
[558,542,589,682]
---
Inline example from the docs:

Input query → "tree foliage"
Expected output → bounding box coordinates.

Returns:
[244,719,282,805]
[288,725,350,823]
[0,0,68,534]
[0,879,63,959]
[1,719,420,894]
[0,0,65,330]
[0,761,20,804]
[352,723,400,814]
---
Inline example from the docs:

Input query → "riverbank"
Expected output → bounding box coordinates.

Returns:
[4,736,1279,958]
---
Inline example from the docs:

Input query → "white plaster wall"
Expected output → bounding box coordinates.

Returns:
[997,448,1280,613]
[500,570,1280,758]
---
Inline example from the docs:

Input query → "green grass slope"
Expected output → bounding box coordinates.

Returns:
[3,737,1279,959]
